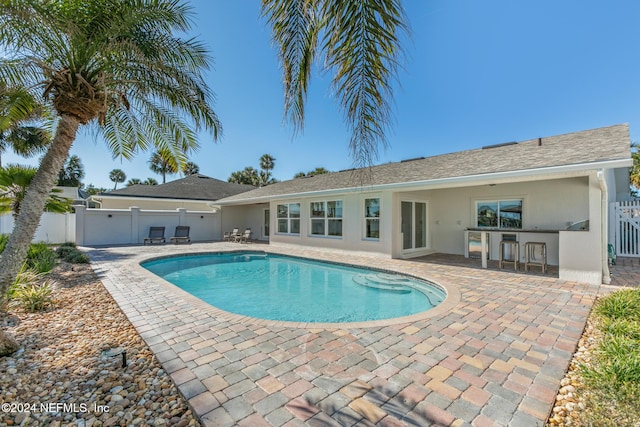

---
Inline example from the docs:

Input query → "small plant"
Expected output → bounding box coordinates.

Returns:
[7,265,54,312]
[55,245,89,264]
[595,288,640,321]
[8,281,55,312]
[28,249,58,274]
[24,242,58,273]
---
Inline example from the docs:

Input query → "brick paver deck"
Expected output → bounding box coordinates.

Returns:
[86,242,637,426]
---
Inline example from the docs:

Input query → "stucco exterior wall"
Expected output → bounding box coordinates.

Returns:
[220,204,269,241]
[75,207,220,246]
[425,177,590,257]
[97,197,213,211]
[266,191,393,257]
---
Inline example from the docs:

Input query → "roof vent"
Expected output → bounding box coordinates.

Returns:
[400,156,425,163]
[482,141,517,150]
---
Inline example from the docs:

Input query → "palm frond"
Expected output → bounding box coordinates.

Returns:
[262,0,320,133]
[321,0,408,168]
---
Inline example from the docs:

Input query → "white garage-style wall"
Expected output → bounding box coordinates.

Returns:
[75,206,220,246]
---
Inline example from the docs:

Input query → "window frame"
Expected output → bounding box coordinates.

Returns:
[276,202,301,235]
[364,197,381,240]
[309,200,343,238]
[475,198,523,229]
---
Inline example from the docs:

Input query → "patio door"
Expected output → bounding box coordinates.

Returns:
[263,209,270,239]
[401,200,428,252]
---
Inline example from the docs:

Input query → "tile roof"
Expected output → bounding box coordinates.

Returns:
[217,124,631,204]
[102,174,255,201]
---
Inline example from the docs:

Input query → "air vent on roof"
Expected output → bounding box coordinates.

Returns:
[338,168,355,172]
[482,141,517,150]
[400,156,425,163]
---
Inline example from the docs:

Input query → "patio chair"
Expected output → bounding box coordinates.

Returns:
[224,228,239,242]
[169,226,191,244]
[143,226,165,245]
[234,228,252,244]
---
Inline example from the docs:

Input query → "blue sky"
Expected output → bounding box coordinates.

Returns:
[6,0,640,189]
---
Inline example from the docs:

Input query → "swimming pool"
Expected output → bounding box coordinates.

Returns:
[142,252,446,323]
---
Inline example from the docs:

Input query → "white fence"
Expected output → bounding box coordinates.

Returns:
[75,206,220,246]
[0,212,76,244]
[610,200,640,257]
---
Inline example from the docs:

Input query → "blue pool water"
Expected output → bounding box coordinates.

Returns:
[142,252,446,323]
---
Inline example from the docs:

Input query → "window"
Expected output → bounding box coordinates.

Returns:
[364,198,380,239]
[277,203,300,234]
[310,201,343,237]
[477,199,522,229]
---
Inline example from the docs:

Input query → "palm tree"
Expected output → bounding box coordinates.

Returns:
[0,164,71,219]
[182,161,200,176]
[228,167,259,186]
[126,178,142,186]
[0,0,220,328]
[57,155,85,187]
[143,177,158,185]
[261,0,408,169]
[109,169,127,190]
[0,83,50,168]
[295,167,330,178]
[149,151,179,184]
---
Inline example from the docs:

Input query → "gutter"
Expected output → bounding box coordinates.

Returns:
[597,170,611,285]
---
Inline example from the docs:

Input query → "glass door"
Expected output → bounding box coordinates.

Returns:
[401,201,427,251]
[263,209,270,239]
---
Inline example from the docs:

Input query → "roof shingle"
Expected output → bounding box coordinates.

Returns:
[103,174,255,201]
[217,124,631,204]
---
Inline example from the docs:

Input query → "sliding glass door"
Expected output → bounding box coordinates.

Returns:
[401,201,427,251]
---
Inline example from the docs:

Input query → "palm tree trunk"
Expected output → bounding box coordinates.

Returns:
[0,114,79,355]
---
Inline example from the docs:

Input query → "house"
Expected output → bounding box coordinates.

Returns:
[89,174,255,210]
[213,124,633,285]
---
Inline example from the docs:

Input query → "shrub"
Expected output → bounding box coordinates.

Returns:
[595,288,640,321]
[8,281,54,312]
[56,245,89,264]
[27,249,58,274]
[55,245,76,259]
[7,266,54,312]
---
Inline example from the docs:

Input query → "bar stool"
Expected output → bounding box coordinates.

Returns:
[524,242,547,273]
[499,240,520,270]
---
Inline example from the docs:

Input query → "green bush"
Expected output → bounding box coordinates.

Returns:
[7,266,54,312]
[595,288,640,321]
[8,281,54,312]
[55,245,89,264]
[27,249,58,274]
[55,245,76,259]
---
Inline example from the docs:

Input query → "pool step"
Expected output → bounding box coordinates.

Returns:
[352,274,411,293]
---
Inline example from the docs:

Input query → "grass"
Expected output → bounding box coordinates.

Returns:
[577,287,640,425]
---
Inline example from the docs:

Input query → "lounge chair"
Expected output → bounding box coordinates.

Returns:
[234,228,252,244]
[144,226,165,245]
[224,228,239,242]
[170,226,191,244]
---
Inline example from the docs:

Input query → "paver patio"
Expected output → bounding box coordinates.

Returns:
[86,242,635,426]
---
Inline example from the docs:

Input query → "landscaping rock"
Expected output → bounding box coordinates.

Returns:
[0,262,200,426]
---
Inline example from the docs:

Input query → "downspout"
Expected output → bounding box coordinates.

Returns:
[597,170,611,284]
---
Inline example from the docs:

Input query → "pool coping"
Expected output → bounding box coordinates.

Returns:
[136,249,462,329]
